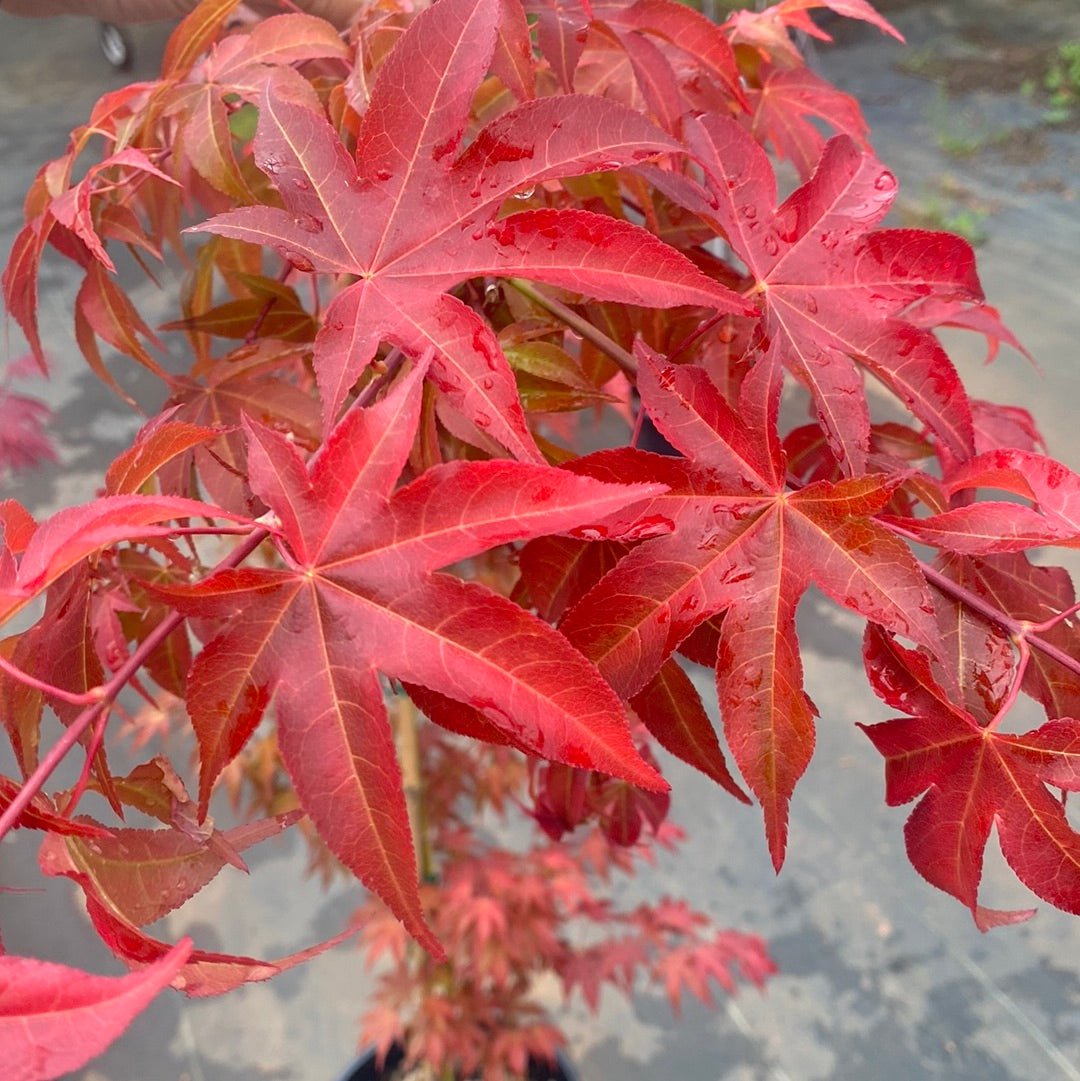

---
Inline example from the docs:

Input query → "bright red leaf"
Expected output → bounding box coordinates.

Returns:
[860,625,1080,929]
[559,352,939,867]
[648,113,985,472]
[192,0,749,452]
[156,359,666,953]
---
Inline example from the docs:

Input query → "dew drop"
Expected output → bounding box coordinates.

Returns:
[739,204,758,219]
[257,153,286,175]
[571,526,609,542]
[291,177,311,192]
[622,514,675,540]
[375,168,393,182]
[773,204,800,242]
[278,248,315,273]
[656,365,677,390]
[475,412,492,429]
[481,376,494,390]
[293,213,323,235]
[874,170,897,192]
[805,294,818,315]
[763,234,779,257]
[513,185,536,200]
[484,283,501,304]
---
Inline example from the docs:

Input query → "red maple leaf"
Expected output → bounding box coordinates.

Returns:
[157,359,667,954]
[558,351,940,867]
[193,0,749,457]
[884,448,1080,554]
[647,113,986,473]
[859,624,1080,929]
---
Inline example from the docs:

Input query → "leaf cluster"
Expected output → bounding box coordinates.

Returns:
[2,0,1079,1077]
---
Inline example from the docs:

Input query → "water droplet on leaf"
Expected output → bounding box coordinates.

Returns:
[257,153,286,175]
[293,213,323,235]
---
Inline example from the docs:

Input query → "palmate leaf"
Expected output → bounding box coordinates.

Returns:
[646,114,986,473]
[558,353,940,868]
[859,625,1080,930]
[158,360,667,954]
[192,0,750,455]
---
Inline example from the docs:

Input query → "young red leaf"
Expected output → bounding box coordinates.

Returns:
[561,354,940,867]
[860,626,1080,928]
[932,552,1080,722]
[105,415,222,496]
[0,939,192,1081]
[0,390,56,479]
[656,931,775,1017]
[156,363,666,954]
[162,0,244,78]
[884,506,1080,556]
[74,881,358,997]
[39,812,298,928]
[191,0,748,449]
[945,449,1080,533]
[591,0,747,115]
[725,0,901,66]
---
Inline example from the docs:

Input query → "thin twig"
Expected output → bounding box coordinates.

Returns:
[0,527,271,841]
[915,556,1080,678]
[506,278,638,376]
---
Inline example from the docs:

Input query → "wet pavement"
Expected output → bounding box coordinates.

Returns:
[1,2,1079,1078]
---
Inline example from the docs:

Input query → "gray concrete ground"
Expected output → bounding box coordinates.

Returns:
[1,1,1079,1078]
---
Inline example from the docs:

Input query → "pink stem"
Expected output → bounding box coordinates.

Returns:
[0,527,270,841]
[915,558,1080,678]
[0,653,99,706]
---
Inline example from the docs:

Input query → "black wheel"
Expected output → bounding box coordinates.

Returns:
[98,22,132,70]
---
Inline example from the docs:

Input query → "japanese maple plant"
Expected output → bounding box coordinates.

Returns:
[3,0,1080,1076]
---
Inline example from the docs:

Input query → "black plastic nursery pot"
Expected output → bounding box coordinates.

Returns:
[337,1043,578,1081]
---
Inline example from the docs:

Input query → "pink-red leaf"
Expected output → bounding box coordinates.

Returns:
[0,939,192,1081]
[158,366,665,954]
